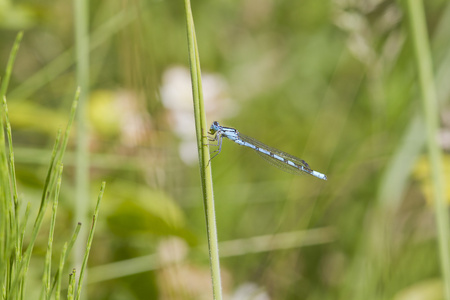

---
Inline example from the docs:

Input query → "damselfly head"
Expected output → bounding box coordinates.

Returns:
[209,121,220,134]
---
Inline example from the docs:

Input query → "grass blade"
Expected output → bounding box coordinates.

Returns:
[407,1,450,299]
[11,129,61,299]
[41,164,63,300]
[49,222,82,298]
[75,182,106,300]
[0,31,23,98]
[9,89,79,298]
[3,97,22,295]
[0,94,12,300]
[0,31,23,300]
[67,269,76,300]
[54,243,68,300]
[74,0,90,277]
[183,0,222,299]
[2,97,18,209]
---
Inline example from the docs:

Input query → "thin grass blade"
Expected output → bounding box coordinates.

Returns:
[75,182,105,300]
[183,0,222,298]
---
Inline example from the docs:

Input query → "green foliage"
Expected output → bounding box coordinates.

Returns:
[1,0,450,299]
[1,35,105,300]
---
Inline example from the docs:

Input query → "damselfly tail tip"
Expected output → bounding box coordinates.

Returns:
[312,170,327,181]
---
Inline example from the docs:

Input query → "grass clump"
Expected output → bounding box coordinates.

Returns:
[1,32,105,300]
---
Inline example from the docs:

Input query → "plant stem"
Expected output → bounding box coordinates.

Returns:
[407,1,450,299]
[75,182,105,300]
[183,0,223,299]
[74,0,90,288]
[0,31,23,98]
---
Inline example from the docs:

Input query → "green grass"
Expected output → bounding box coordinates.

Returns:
[73,0,90,285]
[1,34,106,300]
[407,1,450,299]
[184,0,222,298]
[2,0,450,299]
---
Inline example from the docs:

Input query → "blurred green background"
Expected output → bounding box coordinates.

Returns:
[2,0,450,299]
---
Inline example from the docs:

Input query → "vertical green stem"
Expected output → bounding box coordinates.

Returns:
[55,243,68,300]
[0,31,23,99]
[407,1,450,299]
[0,94,10,300]
[67,269,76,300]
[74,0,90,284]
[183,0,223,299]
[42,164,63,299]
[50,223,82,298]
[75,182,105,300]
[0,32,23,297]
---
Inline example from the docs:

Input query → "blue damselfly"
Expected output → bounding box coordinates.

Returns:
[208,121,327,180]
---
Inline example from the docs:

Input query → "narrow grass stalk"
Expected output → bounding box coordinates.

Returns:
[75,182,105,300]
[0,95,11,300]
[50,222,82,298]
[67,269,76,300]
[74,0,91,280]
[55,243,68,300]
[3,98,20,284]
[0,31,23,98]
[55,89,79,174]
[16,203,30,300]
[41,164,63,300]
[0,31,23,299]
[183,0,222,299]
[9,89,79,298]
[406,1,450,299]
[3,96,20,243]
[0,99,13,300]
[18,203,30,262]
[3,97,18,209]
[10,130,61,299]
[66,223,83,260]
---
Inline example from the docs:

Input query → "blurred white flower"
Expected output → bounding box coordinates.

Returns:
[231,282,271,300]
[160,65,238,165]
[157,237,188,264]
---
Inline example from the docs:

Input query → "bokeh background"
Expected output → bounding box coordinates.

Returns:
[1,0,450,299]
